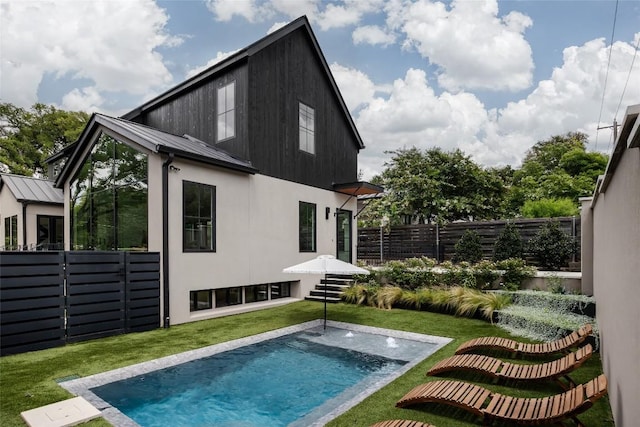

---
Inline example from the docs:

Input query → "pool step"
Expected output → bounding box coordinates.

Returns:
[305,275,354,304]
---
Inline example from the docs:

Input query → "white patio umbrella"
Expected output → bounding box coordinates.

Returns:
[283,255,369,329]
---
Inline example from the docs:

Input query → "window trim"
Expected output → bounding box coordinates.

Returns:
[299,201,317,253]
[183,180,216,253]
[217,81,236,142]
[298,102,315,154]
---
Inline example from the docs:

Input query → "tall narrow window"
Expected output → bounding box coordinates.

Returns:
[299,102,315,154]
[183,181,215,252]
[299,202,316,252]
[4,215,18,250]
[217,81,235,141]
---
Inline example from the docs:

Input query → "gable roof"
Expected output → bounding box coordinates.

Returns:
[122,16,365,150]
[55,114,257,187]
[0,173,63,205]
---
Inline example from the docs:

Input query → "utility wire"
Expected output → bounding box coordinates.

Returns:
[595,0,619,151]
[614,34,640,121]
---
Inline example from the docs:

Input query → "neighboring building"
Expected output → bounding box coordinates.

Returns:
[53,16,381,326]
[581,104,640,427]
[0,174,64,251]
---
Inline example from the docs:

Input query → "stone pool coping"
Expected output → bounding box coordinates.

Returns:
[60,319,452,427]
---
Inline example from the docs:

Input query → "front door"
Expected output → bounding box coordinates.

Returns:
[336,209,352,263]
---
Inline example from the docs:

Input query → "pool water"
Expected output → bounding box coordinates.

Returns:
[61,321,451,426]
[92,329,406,426]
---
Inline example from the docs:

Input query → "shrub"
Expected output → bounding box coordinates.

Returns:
[453,230,483,263]
[496,258,536,291]
[473,260,500,289]
[520,198,579,218]
[528,220,574,269]
[493,222,523,261]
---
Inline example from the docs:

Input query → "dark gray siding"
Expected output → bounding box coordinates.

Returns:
[134,27,359,190]
[140,64,250,160]
[248,29,359,189]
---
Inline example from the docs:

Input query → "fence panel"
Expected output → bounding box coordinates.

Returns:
[125,252,161,332]
[66,252,127,343]
[0,252,65,356]
[358,217,581,267]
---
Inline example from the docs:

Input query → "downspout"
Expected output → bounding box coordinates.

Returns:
[21,202,28,250]
[162,153,174,328]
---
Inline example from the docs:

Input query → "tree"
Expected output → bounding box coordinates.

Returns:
[0,103,89,176]
[366,147,505,225]
[493,222,523,261]
[528,220,574,270]
[510,132,608,213]
[453,230,483,263]
[520,198,579,218]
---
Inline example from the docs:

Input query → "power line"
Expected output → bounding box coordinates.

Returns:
[594,0,619,151]
[614,34,640,121]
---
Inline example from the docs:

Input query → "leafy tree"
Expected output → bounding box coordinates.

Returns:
[493,222,523,261]
[520,198,579,218]
[528,220,574,270]
[510,132,607,210]
[0,102,89,176]
[453,230,483,263]
[364,147,505,226]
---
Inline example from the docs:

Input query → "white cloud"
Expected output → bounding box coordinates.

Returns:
[329,63,376,111]
[353,68,490,177]
[391,0,533,92]
[185,50,242,79]
[60,86,105,113]
[492,35,640,153]
[205,0,267,22]
[352,25,396,47]
[0,0,180,108]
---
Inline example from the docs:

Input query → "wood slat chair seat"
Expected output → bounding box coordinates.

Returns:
[369,420,436,427]
[483,374,608,426]
[428,345,593,389]
[455,324,593,357]
[396,380,491,417]
[396,375,607,426]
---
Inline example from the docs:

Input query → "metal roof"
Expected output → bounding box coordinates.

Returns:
[94,115,257,173]
[0,174,63,204]
[55,114,257,187]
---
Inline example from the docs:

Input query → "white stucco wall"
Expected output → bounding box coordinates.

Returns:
[0,186,62,249]
[165,158,358,325]
[591,146,640,427]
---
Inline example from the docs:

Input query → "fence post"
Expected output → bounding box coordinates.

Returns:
[436,223,440,263]
[572,215,577,263]
[379,224,383,264]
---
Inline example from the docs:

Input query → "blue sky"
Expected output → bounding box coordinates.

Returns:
[1,0,639,178]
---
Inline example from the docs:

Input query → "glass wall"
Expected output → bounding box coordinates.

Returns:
[70,133,148,250]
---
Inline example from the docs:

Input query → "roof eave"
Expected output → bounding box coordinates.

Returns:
[156,146,258,175]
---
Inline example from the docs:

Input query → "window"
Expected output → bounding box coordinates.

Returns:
[299,102,315,154]
[217,81,235,141]
[215,287,242,308]
[299,202,316,252]
[183,181,215,252]
[245,284,268,303]
[190,290,212,311]
[270,282,291,299]
[70,133,148,251]
[4,215,17,250]
[37,215,63,250]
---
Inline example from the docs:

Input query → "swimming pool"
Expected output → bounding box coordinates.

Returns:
[61,320,451,426]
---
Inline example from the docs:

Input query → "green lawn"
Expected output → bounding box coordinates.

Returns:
[0,301,613,427]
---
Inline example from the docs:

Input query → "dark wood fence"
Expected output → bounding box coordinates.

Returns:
[0,251,160,356]
[358,217,580,266]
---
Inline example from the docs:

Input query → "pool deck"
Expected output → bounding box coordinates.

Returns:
[58,319,452,427]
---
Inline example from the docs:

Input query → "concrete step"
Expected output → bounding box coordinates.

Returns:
[310,289,343,298]
[305,295,342,303]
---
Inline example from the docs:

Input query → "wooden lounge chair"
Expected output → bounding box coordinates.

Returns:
[396,374,607,426]
[428,344,593,389]
[455,324,593,357]
[370,420,435,427]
